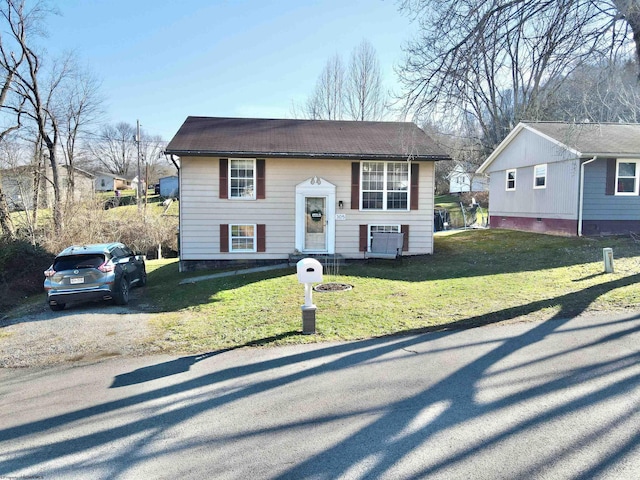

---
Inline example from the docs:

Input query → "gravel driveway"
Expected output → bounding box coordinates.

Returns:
[0,290,160,368]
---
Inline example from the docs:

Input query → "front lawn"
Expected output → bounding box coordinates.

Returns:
[144,230,640,353]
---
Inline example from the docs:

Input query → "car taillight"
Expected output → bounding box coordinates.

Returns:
[44,267,55,277]
[98,261,115,273]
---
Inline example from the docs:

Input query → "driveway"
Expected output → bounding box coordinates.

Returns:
[1,311,639,479]
[0,289,157,368]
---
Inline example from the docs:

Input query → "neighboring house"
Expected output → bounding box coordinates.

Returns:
[477,121,640,236]
[94,172,131,191]
[159,175,179,198]
[448,162,489,194]
[165,116,450,271]
[2,164,94,210]
[130,176,146,193]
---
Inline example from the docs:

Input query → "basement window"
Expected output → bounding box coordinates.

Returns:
[230,224,256,252]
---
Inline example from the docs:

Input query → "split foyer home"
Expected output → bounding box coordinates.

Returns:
[165,116,450,271]
[477,121,640,236]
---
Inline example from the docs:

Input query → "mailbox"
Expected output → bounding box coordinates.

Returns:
[296,258,323,284]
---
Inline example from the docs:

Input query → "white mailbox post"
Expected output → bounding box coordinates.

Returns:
[296,258,323,334]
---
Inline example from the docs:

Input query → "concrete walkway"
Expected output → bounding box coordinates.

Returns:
[179,263,290,284]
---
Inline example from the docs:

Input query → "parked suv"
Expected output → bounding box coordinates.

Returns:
[44,242,147,311]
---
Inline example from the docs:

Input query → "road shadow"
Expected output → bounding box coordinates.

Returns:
[1,274,640,478]
[110,331,300,387]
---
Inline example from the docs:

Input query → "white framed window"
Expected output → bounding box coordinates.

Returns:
[506,169,516,191]
[615,159,640,195]
[533,164,547,189]
[361,162,409,210]
[229,158,255,199]
[230,224,256,252]
[368,224,400,250]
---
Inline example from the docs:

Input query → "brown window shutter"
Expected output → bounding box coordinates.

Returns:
[256,159,265,199]
[220,224,229,252]
[359,224,368,251]
[410,163,419,210]
[605,158,615,196]
[257,224,266,252]
[219,158,228,199]
[351,162,360,209]
[401,224,409,251]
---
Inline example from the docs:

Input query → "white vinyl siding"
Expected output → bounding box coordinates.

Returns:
[180,157,435,260]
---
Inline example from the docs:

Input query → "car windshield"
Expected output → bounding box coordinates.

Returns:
[53,254,106,271]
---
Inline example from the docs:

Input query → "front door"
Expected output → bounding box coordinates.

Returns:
[304,196,327,251]
[295,177,335,254]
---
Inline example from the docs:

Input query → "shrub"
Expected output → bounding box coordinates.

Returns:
[0,238,53,314]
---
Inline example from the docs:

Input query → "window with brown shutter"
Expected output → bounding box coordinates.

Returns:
[605,158,615,196]
[257,224,266,252]
[220,224,229,252]
[410,163,419,210]
[257,159,265,199]
[359,224,368,251]
[351,162,360,209]
[219,159,228,199]
[401,225,409,251]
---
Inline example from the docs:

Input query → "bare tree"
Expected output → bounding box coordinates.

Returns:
[87,122,137,176]
[2,0,73,234]
[541,59,640,122]
[295,42,390,121]
[305,54,344,120]
[0,0,30,239]
[59,66,103,201]
[397,0,633,154]
[344,40,386,121]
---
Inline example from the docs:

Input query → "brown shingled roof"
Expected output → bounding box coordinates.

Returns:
[165,116,450,161]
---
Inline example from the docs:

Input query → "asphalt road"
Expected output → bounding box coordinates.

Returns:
[1,311,640,479]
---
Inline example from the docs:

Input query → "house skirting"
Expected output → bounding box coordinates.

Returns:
[489,216,577,236]
[180,258,288,273]
[581,220,640,236]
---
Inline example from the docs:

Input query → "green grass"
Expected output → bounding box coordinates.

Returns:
[142,230,640,354]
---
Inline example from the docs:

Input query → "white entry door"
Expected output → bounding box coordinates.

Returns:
[304,196,327,251]
[295,177,336,254]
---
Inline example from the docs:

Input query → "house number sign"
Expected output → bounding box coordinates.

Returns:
[310,209,323,222]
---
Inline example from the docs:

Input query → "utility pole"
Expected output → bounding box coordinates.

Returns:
[136,119,141,211]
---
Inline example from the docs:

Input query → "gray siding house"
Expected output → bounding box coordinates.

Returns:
[477,122,640,236]
[165,116,450,270]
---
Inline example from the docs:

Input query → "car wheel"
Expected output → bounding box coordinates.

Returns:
[139,268,147,287]
[50,303,65,311]
[113,277,130,305]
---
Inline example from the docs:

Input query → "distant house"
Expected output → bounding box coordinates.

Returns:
[477,122,640,236]
[2,164,94,211]
[448,162,489,194]
[165,116,450,271]
[130,176,146,193]
[159,175,179,198]
[94,172,131,192]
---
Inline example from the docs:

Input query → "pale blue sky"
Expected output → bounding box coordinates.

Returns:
[46,0,416,142]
